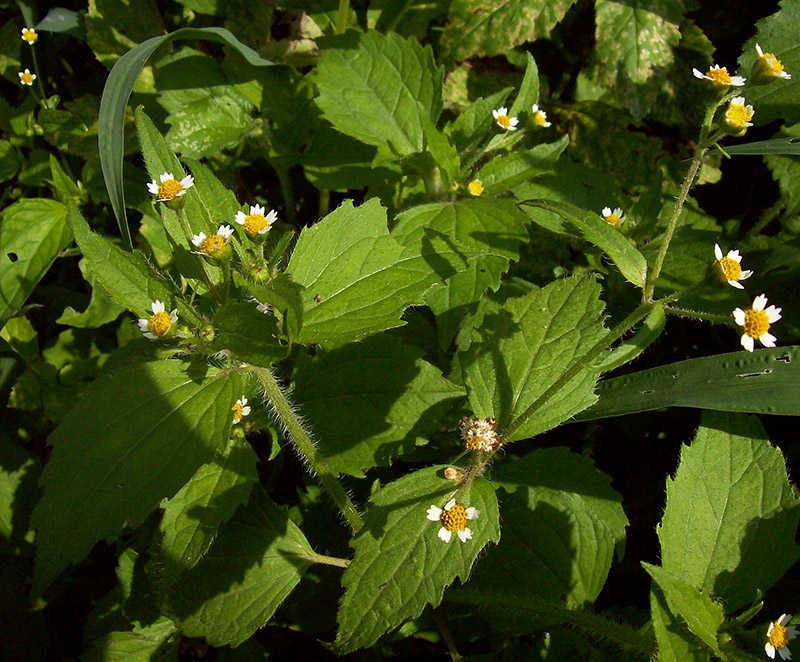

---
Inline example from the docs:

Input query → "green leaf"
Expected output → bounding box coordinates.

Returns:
[83,618,178,662]
[460,276,607,442]
[313,30,443,157]
[287,199,482,345]
[98,27,276,248]
[492,447,628,557]
[0,199,71,332]
[472,486,614,607]
[31,360,243,595]
[211,303,286,368]
[293,334,465,477]
[521,199,648,288]
[0,141,20,183]
[708,136,800,156]
[650,589,710,662]
[241,273,304,342]
[164,486,315,647]
[577,346,800,420]
[440,0,579,61]
[335,466,499,653]
[0,437,40,556]
[444,88,511,155]
[476,136,569,195]
[592,302,666,372]
[643,563,724,656]
[658,411,800,611]
[36,8,86,40]
[66,203,200,327]
[737,0,800,126]
[56,258,125,328]
[159,438,258,585]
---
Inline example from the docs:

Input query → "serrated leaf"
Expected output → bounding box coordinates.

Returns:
[335,466,499,653]
[592,301,666,372]
[476,136,569,195]
[241,273,304,342]
[460,276,607,442]
[31,361,242,595]
[659,411,800,611]
[211,303,286,368]
[440,0,579,61]
[577,346,800,420]
[492,447,628,557]
[293,335,465,477]
[0,437,40,556]
[164,486,315,647]
[83,618,178,662]
[643,563,724,656]
[314,30,443,156]
[159,439,258,585]
[445,88,511,154]
[471,486,614,607]
[56,258,125,328]
[0,199,71,332]
[287,199,482,345]
[650,588,712,662]
[521,199,648,288]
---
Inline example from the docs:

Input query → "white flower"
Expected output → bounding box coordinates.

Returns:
[733,294,781,352]
[766,613,798,660]
[460,416,501,452]
[192,224,234,256]
[147,172,194,202]
[18,69,36,86]
[137,300,178,339]
[234,204,277,237]
[492,107,518,131]
[426,498,479,543]
[692,64,746,87]
[724,97,755,133]
[714,243,752,289]
[21,28,38,45]
[755,44,791,81]
[231,397,251,424]
[531,104,551,127]
[602,206,625,226]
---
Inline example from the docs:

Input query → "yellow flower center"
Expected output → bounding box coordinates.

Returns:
[244,213,269,235]
[605,213,622,226]
[706,67,733,84]
[725,104,752,129]
[22,30,37,44]
[20,71,35,84]
[158,179,184,200]
[148,311,173,337]
[496,114,512,129]
[465,435,482,450]
[762,53,785,75]
[719,256,742,280]
[231,401,244,421]
[199,234,226,254]
[533,112,548,127]
[468,180,483,196]
[769,622,790,650]
[743,308,771,339]
[440,503,468,532]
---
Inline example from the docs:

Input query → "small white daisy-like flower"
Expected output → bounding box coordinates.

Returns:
[531,104,552,128]
[234,204,277,238]
[137,300,178,339]
[723,97,755,134]
[18,69,36,86]
[468,179,483,196]
[492,107,518,131]
[231,397,251,424]
[460,416,501,452]
[21,28,38,45]
[733,294,781,353]
[147,172,194,202]
[766,613,798,660]
[754,44,791,82]
[602,206,625,226]
[714,243,753,289]
[426,498,479,543]
[192,224,234,256]
[693,64,746,87]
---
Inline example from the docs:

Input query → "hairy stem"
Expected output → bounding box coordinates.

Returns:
[335,0,350,34]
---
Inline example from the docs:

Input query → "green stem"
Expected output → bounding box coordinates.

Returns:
[318,188,330,218]
[643,101,719,302]
[431,609,462,662]
[301,552,350,569]
[502,302,653,441]
[423,165,445,201]
[176,208,217,297]
[663,305,732,326]
[335,0,350,34]
[245,364,364,532]
[749,196,785,236]
[271,159,296,225]
[30,45,47,106]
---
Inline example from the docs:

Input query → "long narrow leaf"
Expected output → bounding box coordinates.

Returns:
[707,136,800,156]
[98,27,276,249]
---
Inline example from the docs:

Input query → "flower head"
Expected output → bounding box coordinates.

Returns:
[531,104,552,128]
[602,206,625,226]
[753,44,791,84]
[147,172,194,205]
[234,204,277,239]
[468,179,483,196]
[18,69,36,86]
[714,244,753,289]
[733,294,781,352]
[426,499,479,543]
[723,97,755,136]
[137,300,178,339]
[21,28,38,45]
[766,614,798,660]
[492,107,518,131]
[192,224,234,259]
[693,65,746,87]
[231,397,251,424]
[460,416,501,452]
